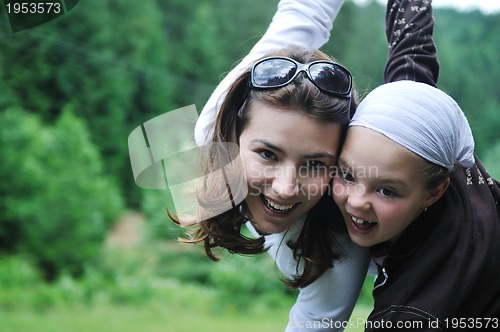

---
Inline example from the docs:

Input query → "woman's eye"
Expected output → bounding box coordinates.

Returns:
[306,160,325,169]
[378,188,397,198]
[259,150,277,160]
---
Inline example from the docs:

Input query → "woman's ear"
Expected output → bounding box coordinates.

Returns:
[424,177,450,208]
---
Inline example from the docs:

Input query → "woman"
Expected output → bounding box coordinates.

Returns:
[182,1,370,330]
[184,47,370,331]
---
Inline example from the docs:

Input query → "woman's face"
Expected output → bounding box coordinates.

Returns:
[332,126,438,247]
[238,101,342,235]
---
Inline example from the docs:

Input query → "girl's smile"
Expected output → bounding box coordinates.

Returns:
[349,215,377,233]
[333,127,445,247]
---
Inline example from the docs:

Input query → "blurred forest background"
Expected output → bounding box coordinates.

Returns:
[1,0,499,331]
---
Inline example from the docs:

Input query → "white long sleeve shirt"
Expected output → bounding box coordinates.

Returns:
[194,0,370,330]
[247,218,369,332]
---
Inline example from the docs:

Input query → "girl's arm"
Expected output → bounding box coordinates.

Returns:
[384,0,439,85]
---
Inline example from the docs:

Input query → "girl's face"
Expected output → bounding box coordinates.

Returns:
[333,127,440,247]
[239,101,342,235]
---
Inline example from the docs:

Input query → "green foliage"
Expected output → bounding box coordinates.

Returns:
[326,0,386,95]
[0,255,42,288]
[434,9,500,157]
[0,1,498,320]
[483,140,500,179]
[0,108,123,281]
[0,251,371,331]
[0,246,296,312]
[140,189,185,240]
[206,254,297,310]
[1,0,177,207]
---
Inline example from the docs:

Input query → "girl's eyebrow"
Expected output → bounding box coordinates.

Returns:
[252,139,336,160]
[337,157,349,167]
[338,156,407,187]
[376,177,407,188]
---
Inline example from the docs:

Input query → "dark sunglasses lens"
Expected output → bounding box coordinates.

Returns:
[309,63,351,95]
[252,59,297,87]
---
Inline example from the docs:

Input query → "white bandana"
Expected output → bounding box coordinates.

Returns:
[350,81,475,171]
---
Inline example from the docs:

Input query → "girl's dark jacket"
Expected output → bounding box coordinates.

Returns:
[365,1,500,330]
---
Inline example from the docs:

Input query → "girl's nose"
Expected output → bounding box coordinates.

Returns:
[347,185,370,210]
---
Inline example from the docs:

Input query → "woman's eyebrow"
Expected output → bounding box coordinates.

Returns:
[252,139,336,160]
[304,152,336,160]
[251,139,284,153]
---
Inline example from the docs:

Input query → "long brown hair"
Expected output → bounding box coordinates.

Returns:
[173,47,357,288]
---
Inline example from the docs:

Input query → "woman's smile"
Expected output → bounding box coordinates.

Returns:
[239,101,341,234]
[261,195,299,214]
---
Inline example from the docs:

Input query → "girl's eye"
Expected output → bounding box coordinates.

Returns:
[259,150,277,161]
[378,188,397,198]
[340,169,355,182]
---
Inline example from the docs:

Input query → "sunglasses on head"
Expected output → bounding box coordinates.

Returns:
[250,56,352,98]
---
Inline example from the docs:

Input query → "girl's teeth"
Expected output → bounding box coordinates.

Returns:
[353,217,364,224]
[352,216,374,224]
[265,197,294,212]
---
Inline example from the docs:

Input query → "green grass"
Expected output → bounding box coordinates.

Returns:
[0,301,371,332]
[0,244,374,332]
[0,304,285,332]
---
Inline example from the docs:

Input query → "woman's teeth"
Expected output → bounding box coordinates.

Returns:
[265,197,295,212]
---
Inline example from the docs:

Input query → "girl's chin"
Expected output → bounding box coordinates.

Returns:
[347,231,379,248]
[350,237,372,248]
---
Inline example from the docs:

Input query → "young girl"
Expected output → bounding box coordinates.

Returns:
[333,80,500,327]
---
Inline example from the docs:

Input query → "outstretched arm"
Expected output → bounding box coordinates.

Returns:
[384,0,439,86]
[194,0,345,146]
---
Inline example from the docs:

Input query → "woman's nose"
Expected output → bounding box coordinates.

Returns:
[271,166,300,198]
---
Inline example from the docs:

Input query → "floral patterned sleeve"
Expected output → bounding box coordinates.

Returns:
[384,0,439,86]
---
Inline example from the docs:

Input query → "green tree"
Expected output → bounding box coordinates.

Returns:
[1,0,174,207]
[0,108,123,281]
[323,0,387,100]
[434,9,500,157]
[484,140,500,179]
